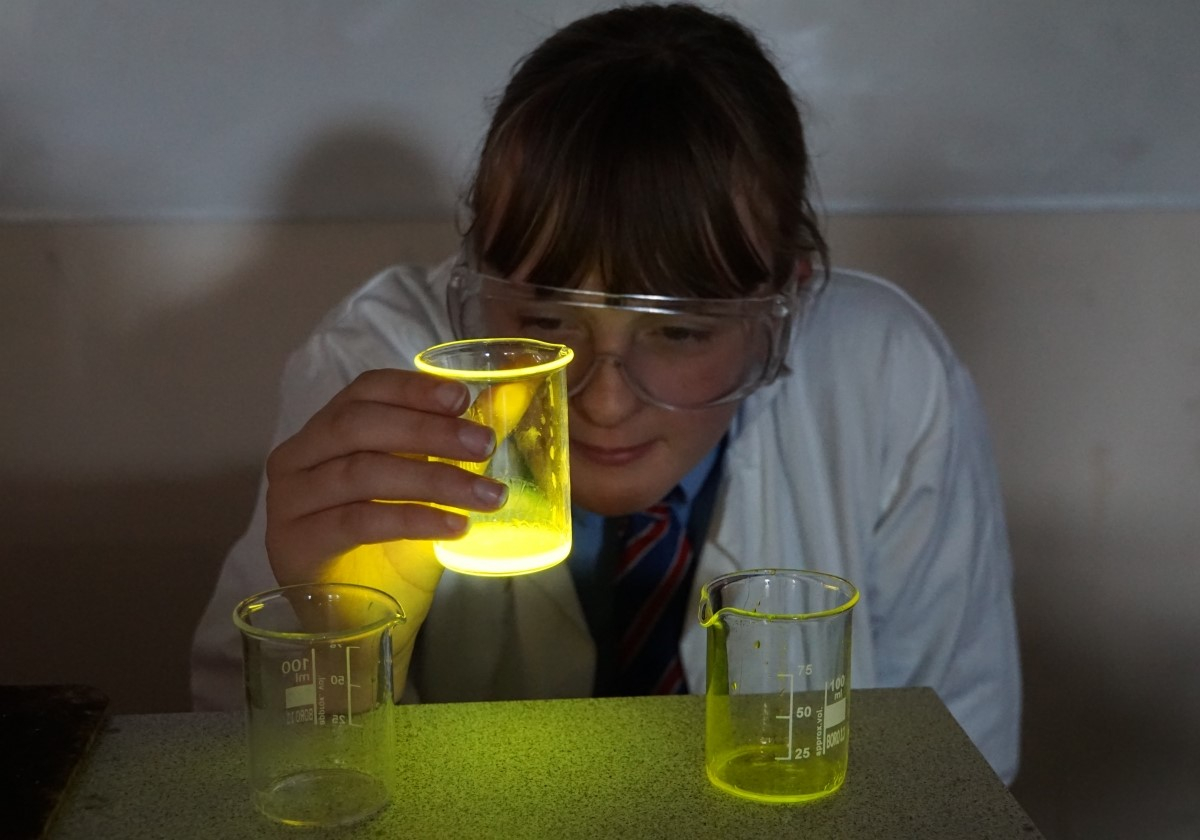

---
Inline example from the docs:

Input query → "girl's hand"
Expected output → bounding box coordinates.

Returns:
[264,368,506,586]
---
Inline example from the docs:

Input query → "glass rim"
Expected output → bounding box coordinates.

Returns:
[698,568,860,627]
[414,337,575,381]
[233,582,406,642]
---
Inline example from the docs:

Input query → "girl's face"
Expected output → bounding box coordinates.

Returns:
[567,363,739,516]
[553,284,741,517]
[465,236,806,516]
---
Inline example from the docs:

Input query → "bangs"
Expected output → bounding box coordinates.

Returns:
[469,63,778,299]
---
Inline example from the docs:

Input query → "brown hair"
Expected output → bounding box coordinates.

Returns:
[465,2,828,299]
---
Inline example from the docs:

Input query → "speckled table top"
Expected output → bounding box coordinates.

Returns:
[52,687,1042,839]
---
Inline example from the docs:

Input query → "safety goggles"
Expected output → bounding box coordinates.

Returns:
[446,265,801,410]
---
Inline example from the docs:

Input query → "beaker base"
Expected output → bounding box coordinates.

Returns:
[435,522,570,576]
[706,747,846,804]
[256,768,388,827]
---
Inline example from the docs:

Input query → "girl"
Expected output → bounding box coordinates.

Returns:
[192,2,1021,783]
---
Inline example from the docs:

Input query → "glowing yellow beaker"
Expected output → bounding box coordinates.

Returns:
[414,338,574,576]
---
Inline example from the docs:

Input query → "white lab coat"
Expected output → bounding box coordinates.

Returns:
[191,259,1021,783]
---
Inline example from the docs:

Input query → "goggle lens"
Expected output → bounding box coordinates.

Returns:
[448,268,791,409]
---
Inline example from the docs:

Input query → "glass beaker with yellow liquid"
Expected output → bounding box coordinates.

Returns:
[414,338,573,576]
[699,569,859,804]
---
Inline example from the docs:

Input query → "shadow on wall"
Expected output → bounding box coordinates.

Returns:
[1006,508,1200,839]
[0,123,455,714]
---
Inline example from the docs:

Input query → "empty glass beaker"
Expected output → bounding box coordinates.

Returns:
[414,337,573,576]
[234,582,404,827]
[699,569,859,803]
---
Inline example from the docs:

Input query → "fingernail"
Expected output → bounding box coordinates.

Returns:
[473,479,508,508]
[435,382,468,413]
[458,423,495,457]
[443,512,469,535]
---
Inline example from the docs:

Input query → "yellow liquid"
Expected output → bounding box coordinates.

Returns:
[434,520,570,576]
[706,742,848,804]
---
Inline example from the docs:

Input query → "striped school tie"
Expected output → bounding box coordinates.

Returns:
[613,503,693,695]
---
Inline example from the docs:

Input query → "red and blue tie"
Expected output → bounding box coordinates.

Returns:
[613,503,693,695]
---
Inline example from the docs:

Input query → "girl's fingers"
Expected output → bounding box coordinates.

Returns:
[267,500,468,586]
[269,454,507,522]
[263,368,507,581]
[269,401,494,476]
[268,372,491,475]
[331,368,469,416]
